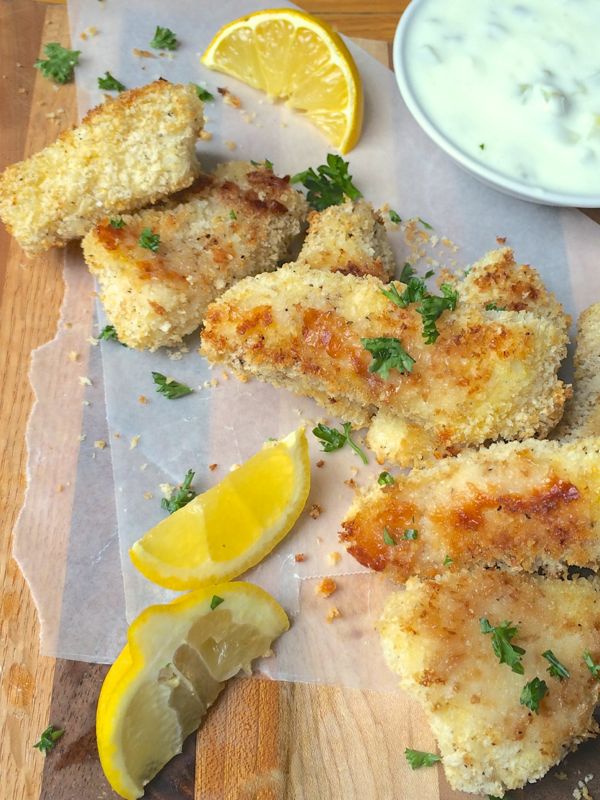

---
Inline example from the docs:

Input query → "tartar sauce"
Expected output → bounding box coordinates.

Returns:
[404,0,600,195]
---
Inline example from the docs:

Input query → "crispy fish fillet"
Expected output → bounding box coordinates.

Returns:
[341,437,600,579]
[0,80,204,254]
[294,200,395,279]
[379,570,600,797]
[82,162,307,350]
[555,302,600,439]
[201,248,570,465]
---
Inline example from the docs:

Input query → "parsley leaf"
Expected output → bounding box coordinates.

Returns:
[361,337,415,379]
[150,26,178,50]
[418,217,433,230]
[98,71,126,92]
[405,748,441,769]
[139,227,160,252]
[312,422,368,464]
[383,527,396,545]
[479,143,486,150]
[250,158,273,170]
[520,677,548,714]
[443,554,453,566]
[33,725,64,754]
[404,528,418,540]
[389,209,401,223]
[583,650,600,678]
[161,469,196,514]
[152,372,193,399]
[34,43,80,84]
[378,471,395,486]
[192,84,214,102]
[210,595,225,610]
[229,210,237,220]
[109,216,125,229]
[381,274,428,308]
[98,324,124,344]
[291,154,362,211]
[542,650,570,681]
[417,284,458,344]
[485,302,505,311]
[480,618,525,674]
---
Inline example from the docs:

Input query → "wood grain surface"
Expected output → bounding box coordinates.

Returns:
[1,3,599,800]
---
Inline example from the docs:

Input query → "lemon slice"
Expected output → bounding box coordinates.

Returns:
[97,582,289,799]
[130,428,310,590]
[201,8,363,153]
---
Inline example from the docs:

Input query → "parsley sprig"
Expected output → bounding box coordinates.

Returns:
[417,285,458,344]
[378,471,395,486]
[98,71,126,92]
[98,324,126,345]
[33,725,64,754]
[152,372,193,399]
[291,154,362,211]
[139,228,160,252]
[312,422,368,464]
[520,677,548,714]
[34,43,80,84]
[161,469,196,514]
[361,337,415,379]
[542,650,569,681]
[150,26,178,50]
[480,618,525,675]
[405,748,441,769]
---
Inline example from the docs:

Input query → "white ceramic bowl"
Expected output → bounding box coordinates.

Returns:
[392,0,600,208]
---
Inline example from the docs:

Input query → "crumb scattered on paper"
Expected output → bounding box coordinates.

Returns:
[316,577,336,598]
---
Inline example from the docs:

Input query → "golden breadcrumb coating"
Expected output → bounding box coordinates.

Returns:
[341,437,600,579]
[555,302,600,439]
[0,80,204,254]
[83,162,307,350]
[379,570,600,797]
[201,248,570,465]
[294,200,395,279]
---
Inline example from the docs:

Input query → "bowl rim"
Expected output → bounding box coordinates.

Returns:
[392,0,600,208]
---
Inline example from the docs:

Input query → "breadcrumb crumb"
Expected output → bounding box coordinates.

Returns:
[218,87,241,108]
[327,551,341,566]
[199,129,213,141]
[209,463,218,471]
[94,439,107,449]
[159,483,175,500]
[224,140,237,151]
[138,395,149,405]
[130,435,140,450]
[325,607,341,623]
[78,376,92,386]
[309,503,322,519]
[143,491,154,500]
[316,577,337,598]
[294,553,306,563]
[316,459,325,468]
[68,351,80,362]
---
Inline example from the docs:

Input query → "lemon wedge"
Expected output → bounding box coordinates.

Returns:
[97,582,289,799]
[130,428,310,590]
[201,8,363,153]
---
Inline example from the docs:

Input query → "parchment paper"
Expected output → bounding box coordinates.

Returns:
[13,0,600,688]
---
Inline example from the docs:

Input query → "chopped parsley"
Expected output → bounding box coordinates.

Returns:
[98,324,122,343]
[193,84,214,102]
[389,209,402,224]
[139,227,160,252]
[403,528,418,540]
[98,71,126,92]
[443,554,453,566]
[485,302,505,311]
[361,337,415,379]
[312,422,368,465]
[520,677,548,714]
[383,527,396,546]
[161,469,196,514]
[417,284,458,344]
[229,210,237,220]
[542,650,570,681]
[33,725,64,754]
[377,471,395,486]
[291,154,362,211]
[480,618,525,675]
[210,595,225,610]
[250,158,273,170]
[404,748,441,769]
[109,216,125,229]
[479,143,486,150]
[583,650,600,678]
[150,26,178,50]
[381,270,428,308]
[418,217,433,230]
[34,43,80,84]
[152,372,193,399]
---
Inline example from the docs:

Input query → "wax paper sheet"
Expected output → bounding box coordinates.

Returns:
[13,0,600,688]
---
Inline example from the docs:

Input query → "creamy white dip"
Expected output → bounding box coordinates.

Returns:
[403,0,600,195]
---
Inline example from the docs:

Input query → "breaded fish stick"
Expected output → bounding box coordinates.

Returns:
[83,162,307,350]
[0,80,204,254]
[294,199,395,279]
[201,249,569,465]
[341,437,600,579]
[379,570,600,797]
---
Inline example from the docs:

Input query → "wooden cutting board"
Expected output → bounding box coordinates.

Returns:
[1,3,599,800]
